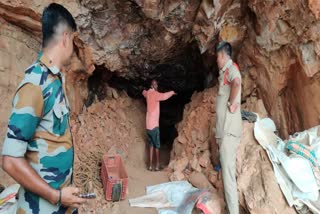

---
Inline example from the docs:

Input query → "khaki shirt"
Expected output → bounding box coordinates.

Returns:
[216,59,242,138]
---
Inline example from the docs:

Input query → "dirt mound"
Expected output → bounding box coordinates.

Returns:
[0,17,40,186]
[169,87,296,213]
[169,86,217,181]
[237,122,296,213]
[71,93,147,212]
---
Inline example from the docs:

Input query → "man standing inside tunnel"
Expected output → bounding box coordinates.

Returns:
[2,3,87,213]
[142,80,176,171]
[215,41,242,214]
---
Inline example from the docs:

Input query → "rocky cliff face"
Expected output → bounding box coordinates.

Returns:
[238,0,320,137]
[0,16,40,184]
[1,0,319,137]
[167,85,295,213]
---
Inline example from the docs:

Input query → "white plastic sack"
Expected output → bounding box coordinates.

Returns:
[158,190,205,214]
[129,181,197,208]
[0,184,20,214]
[129,191,171,208]
[146,181,197,207]
[254,120,295,206]
[280,155,318,200]
[254,118,320,212]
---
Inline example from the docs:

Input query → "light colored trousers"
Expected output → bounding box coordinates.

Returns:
[217,135,240,214]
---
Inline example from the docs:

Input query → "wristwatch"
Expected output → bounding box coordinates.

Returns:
[56,189,62,206]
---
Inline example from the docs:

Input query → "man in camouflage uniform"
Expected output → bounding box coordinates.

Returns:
[2,3,86,213]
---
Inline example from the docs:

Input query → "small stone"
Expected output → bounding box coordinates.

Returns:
[170,171,185,181]
[208,171,219,185]
[189,172,214,190]
[173,156,189,172]
[106,87,113,98]
[112,89,119,99]
[177,134,187,144]
[172,140,184,156]
[199,150,211,168]
[190,156,202,172]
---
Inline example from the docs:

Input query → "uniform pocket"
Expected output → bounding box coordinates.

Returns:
[223,110,242,138]
[53,104,69,135]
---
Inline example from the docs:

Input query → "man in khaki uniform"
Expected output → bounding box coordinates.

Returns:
[215,41,242,214]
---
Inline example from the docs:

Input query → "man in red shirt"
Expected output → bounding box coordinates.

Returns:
[142,80,176,171]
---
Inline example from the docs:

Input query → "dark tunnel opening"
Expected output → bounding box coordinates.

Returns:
[86,42,218,166]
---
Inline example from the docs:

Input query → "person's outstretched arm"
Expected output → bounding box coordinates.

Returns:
[156,91,176,101]
[142,90,147,98]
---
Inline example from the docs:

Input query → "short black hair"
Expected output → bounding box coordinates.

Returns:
[216,41,232,56]
[41,3,77,48]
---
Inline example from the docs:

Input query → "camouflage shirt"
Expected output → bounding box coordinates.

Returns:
[2,52,76,214]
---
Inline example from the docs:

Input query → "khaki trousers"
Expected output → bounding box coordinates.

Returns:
[217,135,240,214]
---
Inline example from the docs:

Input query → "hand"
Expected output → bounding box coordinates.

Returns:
[70,125,76,132]
[60,187,87,208]
[229,103,239,113]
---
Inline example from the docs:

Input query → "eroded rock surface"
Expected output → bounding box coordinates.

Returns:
[0,17,39,185]
[0,0,319,137]
[169,88,296,213]
[238,0,320,138]
[237,122,296,213]
[71,93,147,212]
[0,0,319,213]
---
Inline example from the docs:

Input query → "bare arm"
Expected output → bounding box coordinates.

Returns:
[229,77,241,113]
[2,84,59,204]
[157,91,176,101]
[3,156,59,204]
[2,84,85,207]
[229,77,241,104]
[142,90,147,98]
[2,157,85,207]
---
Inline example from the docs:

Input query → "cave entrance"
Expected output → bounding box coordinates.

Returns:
[85,64,112,107]
[157,89,195,166]
[86,42,213,167]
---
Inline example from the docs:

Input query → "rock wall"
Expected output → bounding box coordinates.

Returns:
[238,0,320,138]
[0,17,40,184]
[0,0,318,164]
[237,123,296,214]
[71,93,146,212]
[168,87,296,213]
[168,87,217,181]
[1,0,319,137]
